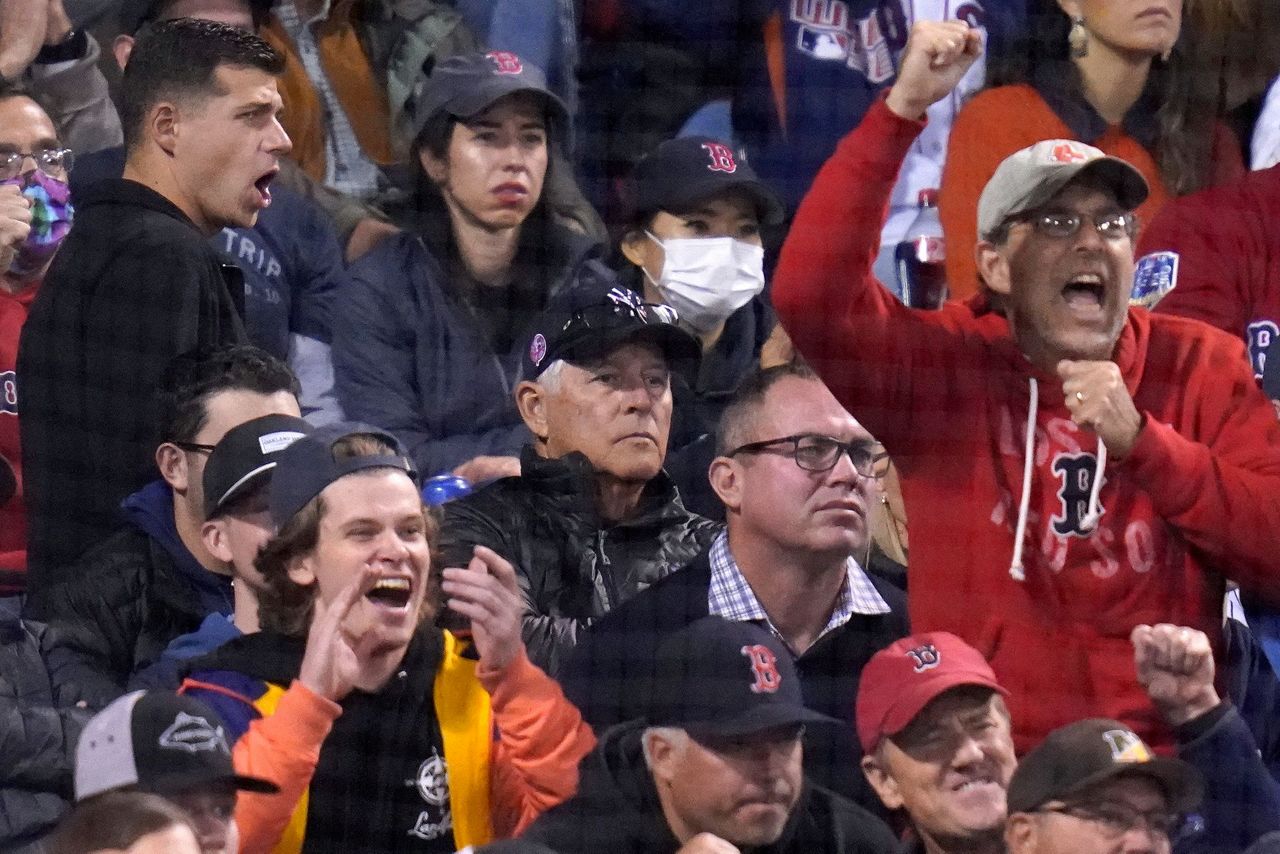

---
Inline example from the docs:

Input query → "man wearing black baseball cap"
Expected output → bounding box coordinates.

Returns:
[74,690,278,854]
[440,285,719,675]
[521,616,897,853]
[618,134,789,519]
[1004,718,1202,854]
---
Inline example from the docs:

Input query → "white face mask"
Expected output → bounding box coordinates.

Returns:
[643,233,766,334]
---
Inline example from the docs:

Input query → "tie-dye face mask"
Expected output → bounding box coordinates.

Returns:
[4,169,73,279]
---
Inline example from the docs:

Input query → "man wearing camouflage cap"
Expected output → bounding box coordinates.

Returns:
[771,18,1280,756]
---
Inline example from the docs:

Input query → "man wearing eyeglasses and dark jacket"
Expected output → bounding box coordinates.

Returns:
[556,361,908,817]
[439,285,720,678]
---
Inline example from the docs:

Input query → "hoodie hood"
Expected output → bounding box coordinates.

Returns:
[122,480,232,617]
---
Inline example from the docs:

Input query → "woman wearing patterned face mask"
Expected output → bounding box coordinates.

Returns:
[618,136,785,518]
[0,87,74,584]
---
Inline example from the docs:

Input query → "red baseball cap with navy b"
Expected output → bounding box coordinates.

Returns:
[856,632,1008,753]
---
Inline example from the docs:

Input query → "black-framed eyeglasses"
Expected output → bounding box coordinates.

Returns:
[0,148,74,182]
[172,440,216,455]
[728,434,880,476]
[1012,209,1137,242]
[1039,802,1192,841]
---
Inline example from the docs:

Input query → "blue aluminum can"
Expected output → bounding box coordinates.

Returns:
[421,474,473,507]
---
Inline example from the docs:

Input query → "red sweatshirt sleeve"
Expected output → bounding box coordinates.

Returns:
[478,646,596,837]
[1124,328,1280,600]
[232,680,341,854]
[771,94,986,451]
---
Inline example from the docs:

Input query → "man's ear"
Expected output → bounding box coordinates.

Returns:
[975,240,1013,297]
[286,553,316,588]
[515,381,549,440]
[1004,813,1037,853]
[112,34,135,71]
[1055,0,1082,19]
[708,456,743,513]
[643,730,679,785]
[860,751,905,811]
[149,102,180,157]
[202,519,234,564]
[156,443,189,492]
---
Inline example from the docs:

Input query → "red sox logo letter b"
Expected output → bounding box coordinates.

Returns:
[702,142,738,174]
[905,643,941,673]
[741,644,782,693]
[486,51,523,75]
[1051,142,1088,164]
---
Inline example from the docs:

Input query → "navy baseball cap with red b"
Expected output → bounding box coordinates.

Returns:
[631,136,784,226]
[645,616,837,739]
[856,632,1008,753]
[407,51,568,144]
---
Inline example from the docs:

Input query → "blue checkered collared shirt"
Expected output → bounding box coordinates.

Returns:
[706,532,890,655]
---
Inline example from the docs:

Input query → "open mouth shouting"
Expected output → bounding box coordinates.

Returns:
[253,166,279,208]
[1060,272,1108,322]
[364,575,414,610]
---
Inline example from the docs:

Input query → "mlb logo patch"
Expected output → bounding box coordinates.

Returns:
[1131,251,1179,308]
[797,26,850,61]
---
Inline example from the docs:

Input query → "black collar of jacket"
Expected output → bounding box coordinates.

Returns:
[185,624,445,696]
[1030,61,1161,150]
[516,445,692,528]
[74,178,208,234]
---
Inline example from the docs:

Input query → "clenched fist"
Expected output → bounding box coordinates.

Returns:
[0,184,33,273]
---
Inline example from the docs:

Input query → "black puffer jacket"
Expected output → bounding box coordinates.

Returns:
[521,721,898,854]
[0,618,94,849]
[440,446,719,675]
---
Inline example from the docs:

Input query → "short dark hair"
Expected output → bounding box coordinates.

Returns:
[715,362,821,456]
[156,344,299,446]
[49,790,197,854]
[119,17,283,153]
[256,433,440,637]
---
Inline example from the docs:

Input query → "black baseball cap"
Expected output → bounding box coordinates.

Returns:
[204,414,312,520]
[268,422,418,528]
[645,616,837,739]
[118,0,274,34]
[631,136,784,226]
[1007,718,1203,815]
[75,690,278,801]
[407,51,568,145]
[523,285,701,382]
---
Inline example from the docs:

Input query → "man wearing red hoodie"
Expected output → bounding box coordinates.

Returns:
[771,20,1280,754]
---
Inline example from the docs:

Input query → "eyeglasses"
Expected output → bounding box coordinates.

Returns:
[1012,210,1137,242]
[0,148,74,181]
[172,440,216,455]
[1040,802,1191,841]
[728,434,882,476]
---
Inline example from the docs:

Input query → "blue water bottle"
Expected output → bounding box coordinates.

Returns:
[421,474,473,507]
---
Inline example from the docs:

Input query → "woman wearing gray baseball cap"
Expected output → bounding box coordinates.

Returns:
[330,52,610,489]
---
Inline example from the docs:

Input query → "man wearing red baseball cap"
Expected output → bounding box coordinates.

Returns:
[856,631,1017,854]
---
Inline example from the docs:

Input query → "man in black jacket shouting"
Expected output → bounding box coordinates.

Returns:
[439,285,719,675]
[18,18,291,589]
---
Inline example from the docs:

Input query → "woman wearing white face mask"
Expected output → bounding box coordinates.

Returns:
[617,135,785,518]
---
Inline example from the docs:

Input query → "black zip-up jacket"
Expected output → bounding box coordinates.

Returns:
[440,446,719,675]
[18,178,245,591]
[0,618,94,850]
[522,720,898,854]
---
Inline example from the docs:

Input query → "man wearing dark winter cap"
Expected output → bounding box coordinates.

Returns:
[74,689,278,854]
[772,19,1280,756]
[440,286,719,675]
[857,632,1017,854]
[521,615,898,854]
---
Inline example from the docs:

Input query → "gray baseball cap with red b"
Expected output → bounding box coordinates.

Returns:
[977,140,1149,241]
